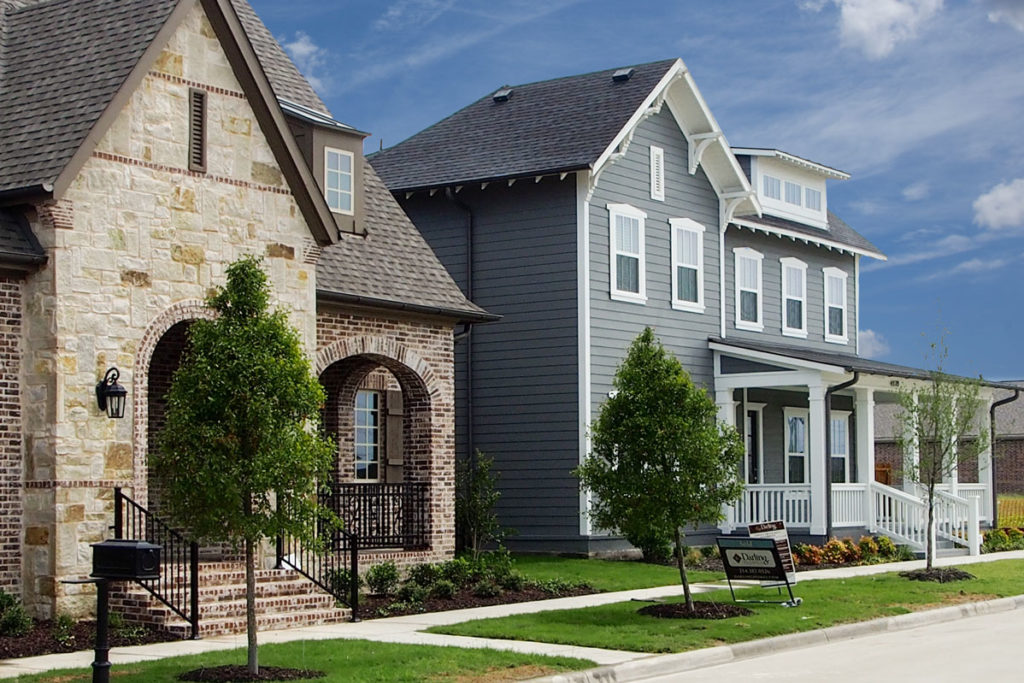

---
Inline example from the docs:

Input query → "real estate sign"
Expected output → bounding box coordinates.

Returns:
[748,520,797,585]
[716,537,787,582]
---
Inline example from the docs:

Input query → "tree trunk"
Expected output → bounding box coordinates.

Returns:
[245,536,258,674]
[926,485,935,571]
[673,526,693,612]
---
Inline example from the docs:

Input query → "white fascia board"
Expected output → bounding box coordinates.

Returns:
[715,370,832,390]
[732,218,887,261]
[708,340,846,375]
[732,148,850,180]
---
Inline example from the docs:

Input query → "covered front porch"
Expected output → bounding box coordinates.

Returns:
[710,338,1000,555]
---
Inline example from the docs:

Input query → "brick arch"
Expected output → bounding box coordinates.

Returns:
[316,336,442,401]
[131,300,214,505]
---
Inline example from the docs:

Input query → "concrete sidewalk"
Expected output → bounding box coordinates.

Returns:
[1,550,1022,679]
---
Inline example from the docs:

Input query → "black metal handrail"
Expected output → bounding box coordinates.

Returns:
[114,488,200,639]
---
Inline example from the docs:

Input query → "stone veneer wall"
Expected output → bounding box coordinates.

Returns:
[316,307,456,566]
[20,4,318,618]
[0,278,22,593]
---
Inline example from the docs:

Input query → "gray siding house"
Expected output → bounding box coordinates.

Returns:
[371,59,1011,554]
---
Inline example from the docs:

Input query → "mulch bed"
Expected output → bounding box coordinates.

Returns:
[899,567,976,583]
[179,665,325,681]
[638,601,753,619]
[359,585,595,619]
[0,619,178,660]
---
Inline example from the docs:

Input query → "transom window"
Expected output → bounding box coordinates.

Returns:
[354,390,381,481]
[608,204,647,303]
[785,408,808,484]
[763,175,781,200]
[734,247,763,331]
[670,217,704,312]
[823,267,848,343]
[324,147,354,215]
[830,411,851,483]
[785,181,801,205]
[781,257,807,337]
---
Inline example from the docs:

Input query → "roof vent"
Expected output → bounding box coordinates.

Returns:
[493,87,513,102]
[612,68,635,82]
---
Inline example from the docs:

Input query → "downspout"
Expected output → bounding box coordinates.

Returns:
[825,372,860,539]
[990,388,1020,528]
[445,188,476,470]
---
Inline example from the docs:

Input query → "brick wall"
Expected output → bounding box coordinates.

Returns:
[996,438,1024,494]
[0,279,21,593]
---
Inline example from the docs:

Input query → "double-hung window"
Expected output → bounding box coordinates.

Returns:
[670,217,704,312]
[823,267,848,343]
[324,147,354,214]
[734,247,763,331]
[830,411,851,483]
[780,257,807,337]
[354,390,381,481]
[608,204,646,303]
[785,408,808,484]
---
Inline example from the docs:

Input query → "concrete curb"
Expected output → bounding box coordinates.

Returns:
[533,594,1024,682]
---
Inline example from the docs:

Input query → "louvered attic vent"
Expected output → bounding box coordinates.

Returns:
[612,68,635,82]
[493,87,513,102]
[189,88,207,172]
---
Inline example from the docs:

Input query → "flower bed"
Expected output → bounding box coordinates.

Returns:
[792,535,915,567]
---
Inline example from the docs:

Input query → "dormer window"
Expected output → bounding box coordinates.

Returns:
[785,181,801,206]
[324,147,354,215]
[763,175,781,200]
[805,188,822,212]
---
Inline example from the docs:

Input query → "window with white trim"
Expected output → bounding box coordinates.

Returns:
[805,187,822,211]
[670,218,704,312]
[780,257,807,337]
[785,408,808,484]
[650,145,665,201]
[785,181,801,205]
[608,204,647,302]
[763,175,781,200]
[734,247,763,331]
[354,390,381,481]
[324,147,354,215]
[830,411,850,483]
[823,267,848,343]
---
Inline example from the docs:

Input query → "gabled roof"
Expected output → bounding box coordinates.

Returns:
[733,211,885,260]
[369,58,759,221]
[732,148,850,180]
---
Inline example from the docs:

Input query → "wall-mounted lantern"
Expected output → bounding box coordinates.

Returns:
[95,367,127,419]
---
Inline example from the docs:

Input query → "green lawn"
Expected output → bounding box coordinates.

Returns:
[513,554,724,590]
[432,559,1024,654]
[17,639,593,682]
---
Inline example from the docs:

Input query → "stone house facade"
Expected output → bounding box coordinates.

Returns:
[0,0,490,625]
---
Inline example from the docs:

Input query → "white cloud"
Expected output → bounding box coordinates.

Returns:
[902,181,930,200]
[974,178,1024,229]
[982,0,1024,32]
[374,0,456,31]
[863,232,978,271]
[916,256,1014,281]
[835,0,945,59]
[859,329,891,357]
[282,32,329,93]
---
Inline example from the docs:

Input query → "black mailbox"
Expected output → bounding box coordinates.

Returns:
[91,539,161,581]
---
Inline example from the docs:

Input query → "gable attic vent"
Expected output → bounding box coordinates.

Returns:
[492,87,513,102]
[612,68,635,82]
[188,88,207,173]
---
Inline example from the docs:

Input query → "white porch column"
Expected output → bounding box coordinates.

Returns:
[809,383,827,536]
[855,387,876,530]
[716,389,736,428]
[979,396,994,523]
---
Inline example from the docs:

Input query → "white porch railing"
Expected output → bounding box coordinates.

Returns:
[869,482,980,555]
[831,483,867,527]
[954,484,988,523]
[729,484,811,528]
[935,488,981,555]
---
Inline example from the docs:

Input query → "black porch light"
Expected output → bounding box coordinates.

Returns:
[95,367,127,419]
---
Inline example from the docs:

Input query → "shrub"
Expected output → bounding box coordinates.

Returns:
[365,561,400,596]
[530,577,588,595]
[700,545,717,559]
[472,580,502,598]
[894,544,916,562]
[841,538,861,563]
[480,547,514,582]
[456,451,509,556]
[498,571,526,591]
[858,535,880,561]
[983,529,1011,553]
[325,567,363,599]
[108,612,146,643]
[430,579,457,600]
[875,535,898,559]
[1005,527,1024,547]
[407,562,440,588]
[396,582,429,604]
[684,547,704,566]
[793,543,822,566]
[822,538,848,564]
[0,589,30,637]
[439,557,473,587]
[52,613,76,648]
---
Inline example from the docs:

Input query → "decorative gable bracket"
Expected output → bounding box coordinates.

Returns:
[689,132,723,175]
[720,191,753,232]
[588,93,671,200]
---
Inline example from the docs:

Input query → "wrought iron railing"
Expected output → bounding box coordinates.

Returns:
[113,487,200,639]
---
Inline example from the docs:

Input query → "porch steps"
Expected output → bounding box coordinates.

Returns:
[111,562,351,638]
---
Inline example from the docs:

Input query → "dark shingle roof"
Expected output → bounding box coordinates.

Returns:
[0,207,44,262]
[369,59,679,192]
[734,210,884,259]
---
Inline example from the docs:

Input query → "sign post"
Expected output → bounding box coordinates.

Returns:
[716,537,801,607]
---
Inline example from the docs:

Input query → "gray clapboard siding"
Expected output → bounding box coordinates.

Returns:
[400,176,582,538]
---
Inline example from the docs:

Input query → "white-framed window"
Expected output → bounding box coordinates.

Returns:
[650,145,665,201]
[823,267,848,343]
[670,217,704,312]
[830,411,851,483]
[354,390,381,481]
[608,203,647,303]
[784,407,809,484]
[785,181,802,206]
[780,257,807,338]
[763,175,781,200]
[324,147,354,215]
[805,187,822,212]
[734,247,763,331]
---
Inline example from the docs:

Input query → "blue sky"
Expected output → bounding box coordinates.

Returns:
[251,0,1024,379]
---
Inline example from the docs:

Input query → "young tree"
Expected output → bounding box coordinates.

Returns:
[154,256,335,675]
[895,339,988,570]
[455,450,508,557]
[576,327,744,611]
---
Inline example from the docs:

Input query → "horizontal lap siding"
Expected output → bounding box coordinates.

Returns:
[401,179,580,539]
